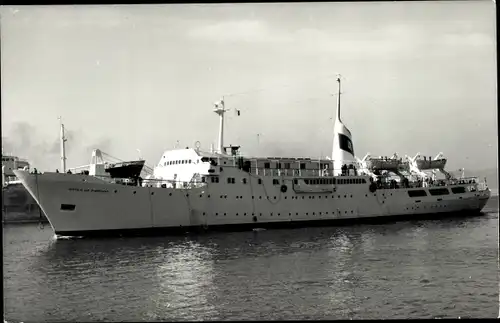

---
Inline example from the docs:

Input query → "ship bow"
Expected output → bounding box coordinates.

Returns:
[12,170,41,204]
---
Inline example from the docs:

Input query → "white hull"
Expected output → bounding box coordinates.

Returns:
[14,170,490,237]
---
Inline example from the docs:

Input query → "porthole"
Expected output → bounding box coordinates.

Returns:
[169,193,172,196]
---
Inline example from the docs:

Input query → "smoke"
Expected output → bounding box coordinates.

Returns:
[2,121,113,171]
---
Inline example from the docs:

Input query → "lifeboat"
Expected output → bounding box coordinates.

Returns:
[416,158,447,170]
[366,158,402,171]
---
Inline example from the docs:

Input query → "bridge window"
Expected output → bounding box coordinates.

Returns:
[285,163,291,169]
[264,162,270,169]
[188,160,192,164]
[429,188,450,196]
[277,163,281,169]
[408,190,427,197]
[300,163,306,170]
[451,187,466,194]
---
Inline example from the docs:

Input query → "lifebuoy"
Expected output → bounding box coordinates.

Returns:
[281,184,288,193]
[369,183,377,193]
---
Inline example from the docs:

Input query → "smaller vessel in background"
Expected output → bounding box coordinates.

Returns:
[2,152,47,223]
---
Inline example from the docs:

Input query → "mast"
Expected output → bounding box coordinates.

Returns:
[59,117,67,173]
[213,97,228,154]
[336,74,342,122]
[331,74,342,161]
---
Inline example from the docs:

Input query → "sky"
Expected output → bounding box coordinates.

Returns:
[1,1,497,174]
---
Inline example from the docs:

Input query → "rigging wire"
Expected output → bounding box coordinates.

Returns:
[222,72,341,98]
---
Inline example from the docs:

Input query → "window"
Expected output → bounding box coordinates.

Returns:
[285,163,291,169]
[451,186,466,194]
[61,204,76,211]
[408,190,427,197]
[258,179,262,184]
[242,178,247,184]
[164,162,166,166]
[300,163,306,170]
[293,179,298,184]
[201,177,206,183]
[264,162,270,169]
[429,188,450,196]
[227,177,232,184]
[273,179,279,185]
[189,159,192,164]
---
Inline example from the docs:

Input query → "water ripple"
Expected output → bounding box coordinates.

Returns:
[3,200,499,321]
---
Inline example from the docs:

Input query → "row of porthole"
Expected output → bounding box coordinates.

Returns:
[406,204,448,210]
[118,191,381,200]
[202,210,356,216]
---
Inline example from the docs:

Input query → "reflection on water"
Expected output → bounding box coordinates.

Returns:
[3,202,499,321]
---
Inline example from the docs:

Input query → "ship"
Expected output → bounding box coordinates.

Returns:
[13,76,491,237]
[2,153,47,223]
